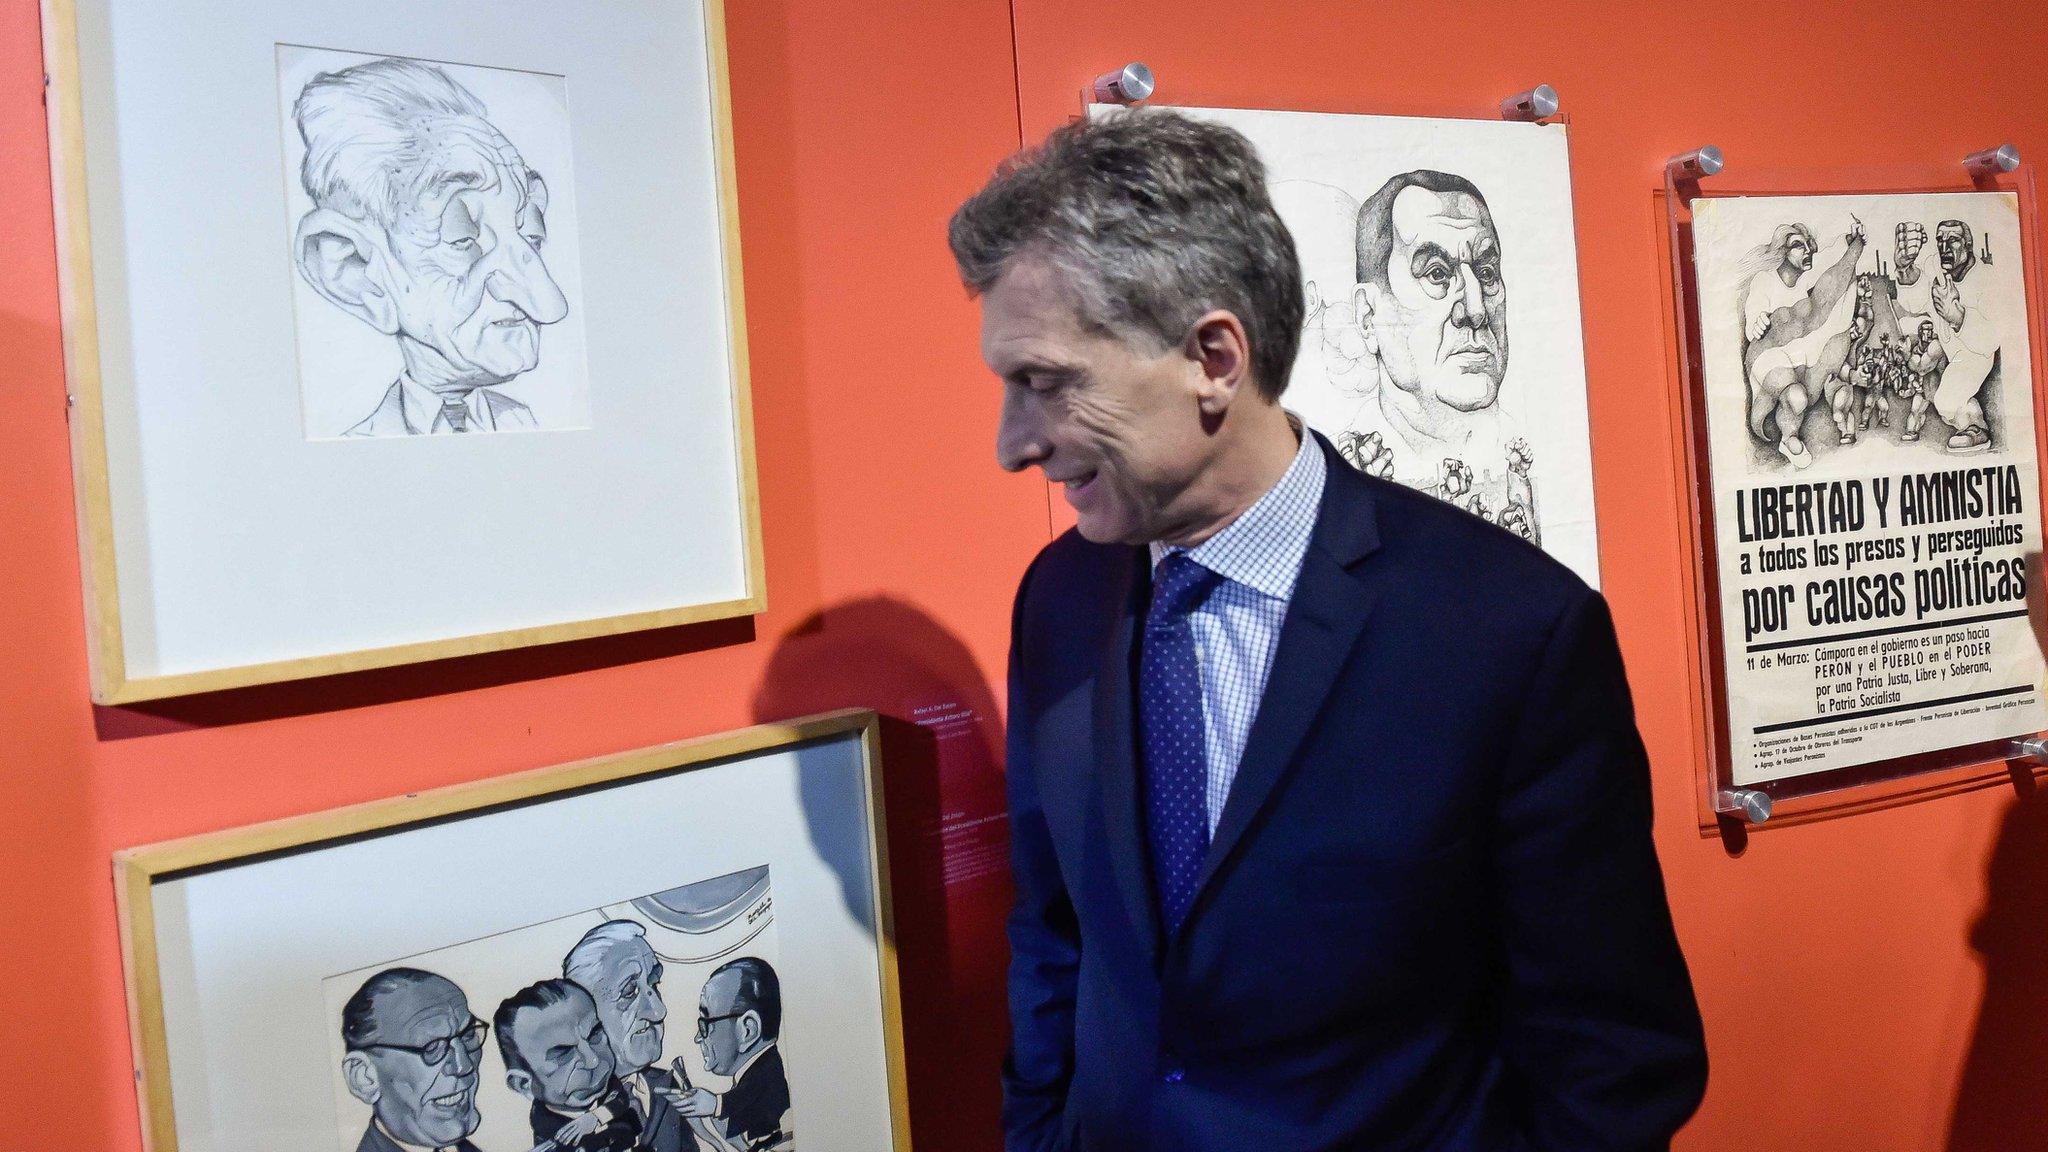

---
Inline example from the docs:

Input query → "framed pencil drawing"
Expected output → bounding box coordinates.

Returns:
[42,0,763,703]
[117,710,910,1152]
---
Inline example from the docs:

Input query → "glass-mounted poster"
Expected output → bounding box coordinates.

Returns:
[42,0,763,702]
[1685,189,2048,793]
[116,711,908,1152]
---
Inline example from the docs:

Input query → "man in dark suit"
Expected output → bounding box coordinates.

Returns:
[948,109,1707,1150]
[679,958,791,1150]
[339,968,487,1152]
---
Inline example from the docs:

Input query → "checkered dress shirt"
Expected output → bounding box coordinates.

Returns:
[1149,431,1327,833]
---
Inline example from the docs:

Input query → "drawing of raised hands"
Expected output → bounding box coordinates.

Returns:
[1895,221,1927,283]
[1506,438,1533,477]
[1846,214,1866,248]
[1498,501,1535,541]
[1338,429,1395,479]
[1441,458,1473,500]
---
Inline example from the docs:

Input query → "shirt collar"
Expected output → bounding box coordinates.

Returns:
[1150,423,1326,602]
[397,376,495,434]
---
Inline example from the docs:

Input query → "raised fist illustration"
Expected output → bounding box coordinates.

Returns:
[1339,429,1395,479]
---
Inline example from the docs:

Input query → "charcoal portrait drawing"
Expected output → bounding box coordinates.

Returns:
[327,867,794,1152]
[279,48,592,439]
[1341,170,1539,541]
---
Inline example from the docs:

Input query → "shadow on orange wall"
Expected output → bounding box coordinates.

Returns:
[752,596,1011,1150]
[90,617,758,739]
[1946,782,2048,1151]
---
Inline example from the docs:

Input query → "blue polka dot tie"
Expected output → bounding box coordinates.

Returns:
[1141,552,1221,937]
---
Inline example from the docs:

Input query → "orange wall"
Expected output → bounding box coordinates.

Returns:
[7,1,2048,1150]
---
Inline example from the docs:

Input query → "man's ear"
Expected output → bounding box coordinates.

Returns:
[1183,310,1253,416]
[1353,283,1381,357]
[506,1068,537,1102]
[294,208,401,334]
[737,1010,764,1054]
[342,1051,381,1107]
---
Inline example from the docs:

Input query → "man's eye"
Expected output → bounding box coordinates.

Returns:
[522,232,546,250]
[1420,262,1452,286]
[1476,263,1502,289]
[447,236,477,251]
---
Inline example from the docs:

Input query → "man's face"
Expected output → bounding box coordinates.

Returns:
[585,940,667,1075]
[981,257,1220,545]
[351,977,482,1147]
[379,117,570,387]
[1917,320,1937,348]
[695,969,752,1078]
[1357,185,1508,414]
[511,992,616,1111]
[1937,223,1973,279]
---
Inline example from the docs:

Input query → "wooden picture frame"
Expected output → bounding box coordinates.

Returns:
[42,0,765,703]
[116,710,909,1152]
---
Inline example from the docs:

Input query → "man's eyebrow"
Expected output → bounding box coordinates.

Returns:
[999,359,1080,386]
[1409,242,1455,271]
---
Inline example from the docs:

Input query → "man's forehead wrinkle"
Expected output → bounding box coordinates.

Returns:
[374,983,464,1041]
[1390,186,1493,244]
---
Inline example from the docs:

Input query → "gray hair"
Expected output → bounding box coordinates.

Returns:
[294,57,500,226]
[947,108,1304,400]
[563,919,648,988]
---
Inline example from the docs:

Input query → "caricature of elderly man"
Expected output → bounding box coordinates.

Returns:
[292,58,569,437]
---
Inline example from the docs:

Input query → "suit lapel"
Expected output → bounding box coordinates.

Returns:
[1189,441,1383,911]
[1091,543,1162,966]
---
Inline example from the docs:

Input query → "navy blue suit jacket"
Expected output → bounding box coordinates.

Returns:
[1002,434,1707,1151]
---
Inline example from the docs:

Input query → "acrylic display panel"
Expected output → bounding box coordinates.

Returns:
[1665,167,2048,818]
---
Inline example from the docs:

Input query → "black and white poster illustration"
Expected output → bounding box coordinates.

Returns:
[325,867,793,1152]
[1145,106,1602,587]
[278,45,593,440]
[1691,191,2048,786]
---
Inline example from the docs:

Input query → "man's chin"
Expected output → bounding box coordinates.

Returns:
[1431,373,1504,414]
[1071,513,1143,546]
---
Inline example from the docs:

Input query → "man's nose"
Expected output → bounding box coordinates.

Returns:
[485,235,569,325]
[446,1038,479,1076]
[1449,264,1485,329]
[643,988,666,1023]
[995,387,1050,473]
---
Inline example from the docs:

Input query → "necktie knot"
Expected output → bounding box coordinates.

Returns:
[1150,553,1220,621]
[440,395,470,433]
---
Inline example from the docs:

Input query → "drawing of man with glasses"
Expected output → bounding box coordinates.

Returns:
[674,958,791,1150]
[340,968,488,1152]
